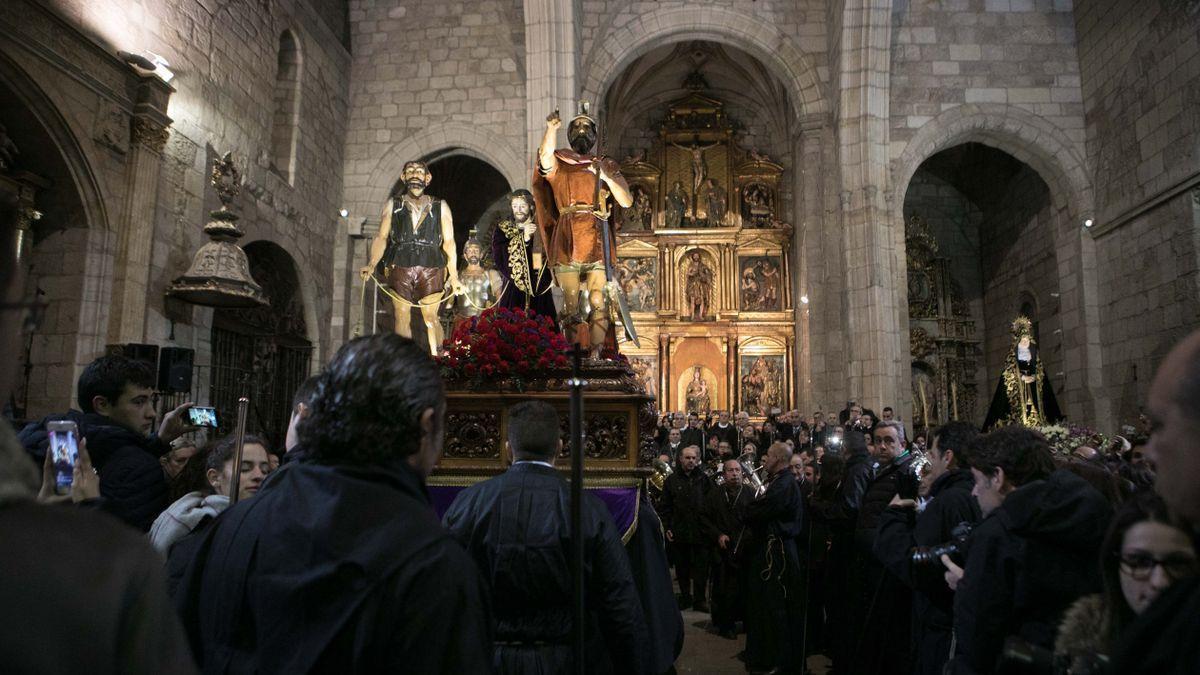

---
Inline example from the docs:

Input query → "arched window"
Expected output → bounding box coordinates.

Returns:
[270,30,302,184]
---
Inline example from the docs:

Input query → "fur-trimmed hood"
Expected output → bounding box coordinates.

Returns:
[1055,593,1109,657]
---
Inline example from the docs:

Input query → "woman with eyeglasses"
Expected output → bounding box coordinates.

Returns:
[1056,491,1198,664]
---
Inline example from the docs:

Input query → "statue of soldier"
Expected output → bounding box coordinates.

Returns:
[453,238,500,329]
[361,160,462,355]
[532,103,633,356]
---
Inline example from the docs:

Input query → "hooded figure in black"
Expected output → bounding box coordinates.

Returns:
[741,442,805,673]
[442,400,650,674]
[948,427,1112,675]
[18,355,196,532]
[873,421,982,675]
[849,421,919,675]
[982,315,1062,430]
[699,458,756,638]
[174,335,493,673]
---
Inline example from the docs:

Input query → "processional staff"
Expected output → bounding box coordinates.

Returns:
[229,396,250,505]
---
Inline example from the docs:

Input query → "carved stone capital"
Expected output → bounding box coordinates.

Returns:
[131,117,170,153]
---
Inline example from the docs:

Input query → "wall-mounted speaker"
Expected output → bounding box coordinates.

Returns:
[158,347,194,393]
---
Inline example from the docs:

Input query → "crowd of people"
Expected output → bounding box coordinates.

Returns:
[2,196,1200,673]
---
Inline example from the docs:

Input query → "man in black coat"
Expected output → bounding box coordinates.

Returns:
[874,421,981,675]
[700,458,755,639]
[849,420,918,675]
[443,400,649,674]
[945,426,1112,675]
[681,413,706,453]
[1111,328,1200,675]
[18,355,195,531]
[708,410,739,449]
[660,444,712,610]
[742,442,805,674]
[661,427,684,459]
[175,335,493,673]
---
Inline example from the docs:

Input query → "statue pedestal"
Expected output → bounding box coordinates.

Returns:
[429,359,657,539]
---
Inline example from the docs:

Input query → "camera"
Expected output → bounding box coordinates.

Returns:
[998,636,1108,675]
[911,521,973,566]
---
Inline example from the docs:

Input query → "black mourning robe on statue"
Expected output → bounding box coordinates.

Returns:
[742,470,805,672]
[174,456,493,674]
[442,462,650,675]
[983,344,1063,430]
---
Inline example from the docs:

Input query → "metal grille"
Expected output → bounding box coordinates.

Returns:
[208,326,311,451]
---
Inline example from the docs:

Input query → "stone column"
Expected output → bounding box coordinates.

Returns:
[523,0,578,159]
[794,118,825,415]
[659,333,672,412]
[835,0,904,412]
[107,75,172,345]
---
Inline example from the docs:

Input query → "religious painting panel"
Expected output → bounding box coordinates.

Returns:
[676,364,718,415]
[739,354,785,417]
[616,256,658,313]
[678,248,717,320]
[738,255,783,312]
[628,355,658,402]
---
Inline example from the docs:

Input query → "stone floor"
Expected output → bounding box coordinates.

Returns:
[674,608,831,674]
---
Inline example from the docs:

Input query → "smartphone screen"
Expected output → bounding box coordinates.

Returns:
[48,423,79,495]
[188,406,219,428]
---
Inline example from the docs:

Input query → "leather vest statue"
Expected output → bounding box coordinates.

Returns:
[383,198,444,269]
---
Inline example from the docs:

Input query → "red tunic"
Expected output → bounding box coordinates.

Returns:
[531,150,622,267]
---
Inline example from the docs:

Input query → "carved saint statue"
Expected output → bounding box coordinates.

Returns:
[623,185,652,231]
[491,189,557,322]
[703,178,726,226]
[453,238,501,328]
[665,180,688,229]
[685,366,711,415]
[361,160,463,355]
[759,259,780,310]
[684,251,714,320]
[631,358,657,399]
[532,104,633,356]
[670,138,719,216]
[983,316,1063,429]
[741,267,762,310]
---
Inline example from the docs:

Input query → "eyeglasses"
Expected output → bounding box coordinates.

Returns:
[1116,552,1199,581]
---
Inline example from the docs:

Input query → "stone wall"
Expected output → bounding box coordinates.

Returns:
[3,0,349,418]
[1076,0,1200,426]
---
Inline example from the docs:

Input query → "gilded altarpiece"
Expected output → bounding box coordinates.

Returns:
[906,215,981,435]
[614,86,794,418]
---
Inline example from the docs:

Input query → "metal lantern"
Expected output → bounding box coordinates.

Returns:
[167,152,266,308]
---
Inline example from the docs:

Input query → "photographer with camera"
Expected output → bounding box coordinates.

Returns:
[873,421,982,675]
[944,426,1112,675]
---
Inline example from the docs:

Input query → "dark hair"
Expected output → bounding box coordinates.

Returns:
[1098,491,1186,648]
[297,334,445,465]
[507,400,560,461]
[169,441,216,500]
[77,355,156,413]
[883,406,893,413]
[931,421,979,470]
[820,453,845,485]
[970,426,1055,487]
[205,434,270,473]
[292,374,321,411]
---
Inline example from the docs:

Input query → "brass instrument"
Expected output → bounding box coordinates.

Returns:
[736,451,767,497]
[649,457,674,492]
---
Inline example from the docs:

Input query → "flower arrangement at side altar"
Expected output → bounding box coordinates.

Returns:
[439,307,569,387]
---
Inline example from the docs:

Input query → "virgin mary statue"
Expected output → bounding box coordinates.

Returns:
[983,316,1063,429]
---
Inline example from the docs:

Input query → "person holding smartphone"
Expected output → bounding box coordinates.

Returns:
[18,354,198,531]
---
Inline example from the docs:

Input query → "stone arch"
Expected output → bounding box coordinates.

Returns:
[356,122,525,212]
[893,104,1093,222]
[0,49,109,232]
[580,5,827,121]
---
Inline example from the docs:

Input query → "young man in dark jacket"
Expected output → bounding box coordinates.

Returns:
[946,426,1112,675]
[18,355,195,531]
[874,421,981,675]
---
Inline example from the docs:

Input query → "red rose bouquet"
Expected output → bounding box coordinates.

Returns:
[439,307,570,387]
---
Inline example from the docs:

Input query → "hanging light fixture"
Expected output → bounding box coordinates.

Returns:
[166,152,267,308]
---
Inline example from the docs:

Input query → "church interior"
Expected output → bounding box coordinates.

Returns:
[3,0,1200,672]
